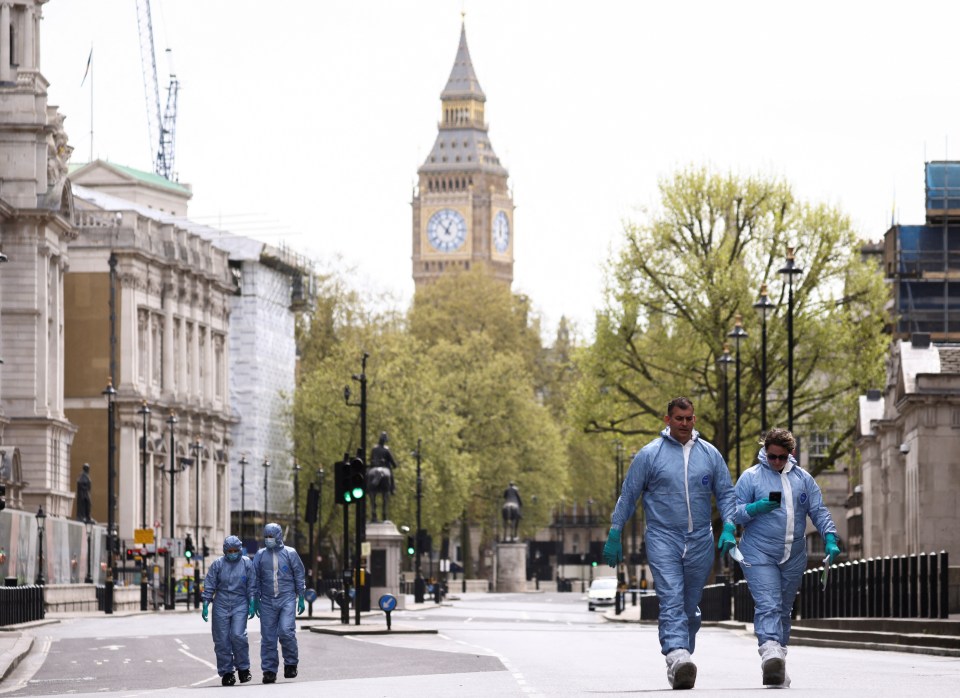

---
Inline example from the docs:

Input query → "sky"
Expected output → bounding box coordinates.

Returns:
[39,0,960,340]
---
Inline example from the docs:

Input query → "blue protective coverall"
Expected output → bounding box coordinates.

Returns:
[202,536,256,677]
[253,523,306,674]
[733,449,837,646]
[611,427,736,655]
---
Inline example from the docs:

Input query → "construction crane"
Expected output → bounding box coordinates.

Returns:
[135,0,179,180]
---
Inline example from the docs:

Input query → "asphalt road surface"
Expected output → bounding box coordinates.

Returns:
[1,591,958,696]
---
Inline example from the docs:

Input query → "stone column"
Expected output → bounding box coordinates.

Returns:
[496,542,527,592]
[0,4,11,84]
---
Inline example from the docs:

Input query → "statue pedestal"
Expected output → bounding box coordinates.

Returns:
[366,521,405,610]
[496,542,527,592]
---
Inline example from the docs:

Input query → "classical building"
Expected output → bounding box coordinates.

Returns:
[0,0,77,518]
[66,165,235,557]
[412,22,514,287]
[855,161,960,562]
[67,161,312,554]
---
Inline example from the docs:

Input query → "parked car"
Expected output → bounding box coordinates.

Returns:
[587,576,618,611]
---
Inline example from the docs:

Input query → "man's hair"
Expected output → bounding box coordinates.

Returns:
[667,396,694,416]
[764,427,796,453]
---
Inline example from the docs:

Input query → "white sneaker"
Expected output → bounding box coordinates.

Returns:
[665,648,697,690]
[759,640,785,686]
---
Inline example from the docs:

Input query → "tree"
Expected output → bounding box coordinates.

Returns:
[574,166,888,476]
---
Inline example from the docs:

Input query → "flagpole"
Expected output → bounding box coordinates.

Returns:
[89,48,93,162]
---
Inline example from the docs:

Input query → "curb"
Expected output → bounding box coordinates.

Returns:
[0,634,34,682]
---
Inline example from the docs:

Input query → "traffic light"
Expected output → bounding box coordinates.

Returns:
[184,534,194,560]
[334,457,349,505]
[202,542,210,558]
[305,484,319,524]
[406,536,415,556]
[346,457,365,502]
[0,483,5,511]
[126,548,136,561]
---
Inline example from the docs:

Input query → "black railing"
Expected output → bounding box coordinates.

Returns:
[732,580,755,623]
[700,583,731,621]
[639,592,659,620]
[0,584,45,626]
[798,551,948,620]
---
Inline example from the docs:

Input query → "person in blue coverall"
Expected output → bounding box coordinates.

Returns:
[253,522,306,684]
[732,427,839,688]
[201,535,257,686]
[603,397,737,690]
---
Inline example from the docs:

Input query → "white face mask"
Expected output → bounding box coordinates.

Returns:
[730,546,751,567]
[264,537,277,549]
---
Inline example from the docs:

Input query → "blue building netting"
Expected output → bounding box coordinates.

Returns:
[925,161,960,211]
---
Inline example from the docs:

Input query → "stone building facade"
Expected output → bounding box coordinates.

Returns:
[65,170,235,554]
[0,0,78,518]
[856,336,960,562]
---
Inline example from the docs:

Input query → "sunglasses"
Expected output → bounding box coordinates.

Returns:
[767,453,789,462]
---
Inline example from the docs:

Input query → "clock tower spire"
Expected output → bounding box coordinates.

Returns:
[412,21,514,288]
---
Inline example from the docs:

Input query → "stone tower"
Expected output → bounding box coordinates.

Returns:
[412,21,514,288]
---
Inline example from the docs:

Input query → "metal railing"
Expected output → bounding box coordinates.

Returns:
[798,551,949,620]
[0,584,45,626]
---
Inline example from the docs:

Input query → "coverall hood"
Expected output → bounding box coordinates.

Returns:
[263,522,284,547]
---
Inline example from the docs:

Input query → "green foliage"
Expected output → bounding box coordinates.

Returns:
[574,165,888,477]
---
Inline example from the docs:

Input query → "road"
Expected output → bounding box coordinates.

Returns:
[1,591,958,696]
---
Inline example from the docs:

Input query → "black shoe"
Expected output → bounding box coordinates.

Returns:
[221,672,236,686]
[262,672,276,684]
[283,665,298,679]
[238,669,251,683]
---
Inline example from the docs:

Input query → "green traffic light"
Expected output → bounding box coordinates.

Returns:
[351,486,364,499]
[591,561,597,567]
[185,550,192,559]
[344,492,353,503]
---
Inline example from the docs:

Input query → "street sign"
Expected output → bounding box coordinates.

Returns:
[134,528,155,545]
[160,537,176,552]
[304,588,318,603]
[361,542,371,557]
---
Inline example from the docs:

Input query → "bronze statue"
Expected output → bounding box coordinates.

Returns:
[502,482,522,541]
[367,432,398,522]
[76,463,93,522]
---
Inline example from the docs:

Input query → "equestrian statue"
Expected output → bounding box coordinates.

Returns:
[367,431,398,522]
[502,482,523,542]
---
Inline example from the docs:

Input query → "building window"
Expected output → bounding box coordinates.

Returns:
[152,314,163,388]
[138,310,149,383]
[807,432,832,464]
[214,334,225,400]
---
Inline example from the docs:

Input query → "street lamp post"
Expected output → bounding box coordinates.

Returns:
[293,461,301,551]
[778,248,804,432]
[239,455,248,544]
[102,378,117,614]
[262,458,270,529]
[165,410,178,610]
[753,284,776,436]
[344,352,369,626]
[717,344,734,463]
[35,506,47,585]
[84,519,94,584]
[413,438,425,603]
[137,400,150,612]
[192,438,202,610]
[727,314,748,479]
[313,466,324,593]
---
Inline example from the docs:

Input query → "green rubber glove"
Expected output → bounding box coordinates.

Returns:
[746,498,779,517]
[297,594,305,616]
[825,533,840,564]
[602,528,623,567]
[254,598,260,618]
[247,598,256,619]
[201,600,209,622]
[717,522,737,556]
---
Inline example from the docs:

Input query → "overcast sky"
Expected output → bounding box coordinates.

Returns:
[40,1,960,339]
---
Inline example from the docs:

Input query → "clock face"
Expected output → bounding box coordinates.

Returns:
[492,211,510,253]
[427,209,467,252]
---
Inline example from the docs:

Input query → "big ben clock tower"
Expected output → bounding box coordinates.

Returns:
[412,21,514,288]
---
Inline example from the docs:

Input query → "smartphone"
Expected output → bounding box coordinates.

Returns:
[769,491,782,503]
